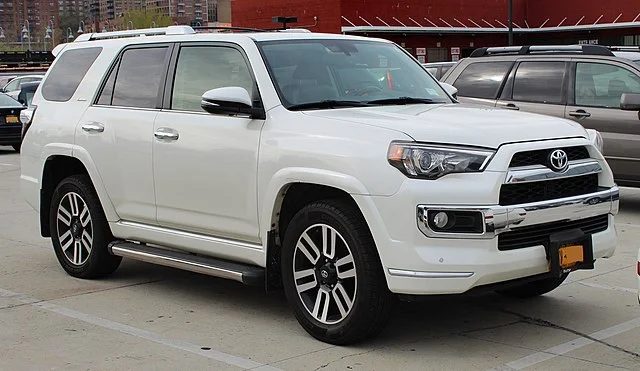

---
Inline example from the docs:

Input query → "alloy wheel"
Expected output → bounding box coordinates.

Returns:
[56,192,93,266]
[293,224,357,325]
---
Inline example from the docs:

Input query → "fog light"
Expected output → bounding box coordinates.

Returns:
[432,212,449,228]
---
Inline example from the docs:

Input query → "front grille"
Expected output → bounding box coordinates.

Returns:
[499,174,599,206]
[509,146,590,168]
[498,214,609,251]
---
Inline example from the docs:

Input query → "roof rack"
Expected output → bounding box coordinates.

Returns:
[605,46,640,52]
[74,25,196,42]
[192,26,269,33]
[470,45,615,57]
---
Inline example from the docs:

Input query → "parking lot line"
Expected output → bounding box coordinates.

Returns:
[0,287,283,371]
[578,281,636,293]
[487,317,640,371]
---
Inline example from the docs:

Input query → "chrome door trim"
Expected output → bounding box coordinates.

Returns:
[505,160,602,184]
[116,220,263,250]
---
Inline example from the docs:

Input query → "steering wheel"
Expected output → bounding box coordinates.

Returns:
[345,85,384,96]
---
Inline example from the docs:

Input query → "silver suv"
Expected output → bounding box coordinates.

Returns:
[441,45,640,187]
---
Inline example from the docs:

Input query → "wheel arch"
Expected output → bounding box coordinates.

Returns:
[40,149,118,237]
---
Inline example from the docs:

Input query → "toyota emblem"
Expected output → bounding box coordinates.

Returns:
[321,270,329,279]
[548,149,569,172]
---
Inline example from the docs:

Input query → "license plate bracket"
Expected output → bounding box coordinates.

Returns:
[548,228,594,277]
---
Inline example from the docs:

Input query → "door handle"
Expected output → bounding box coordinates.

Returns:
[154,127,179,141]
[81,122,104,133]
[568,110,591,118]
[503,103,520,110]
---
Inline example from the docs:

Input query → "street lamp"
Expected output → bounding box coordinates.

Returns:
[127,21,134,30]
[0,26,5,40]
[21,21,31,51]
[47,20,55,47]
[44,29,51,51]
[66,27,74,42]
[151,21,156,28]
[78,20,85,34]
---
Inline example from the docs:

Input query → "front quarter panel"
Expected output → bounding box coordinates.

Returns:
[258,106,411,236]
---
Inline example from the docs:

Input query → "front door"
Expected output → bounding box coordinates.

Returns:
[77,45,171,224]
[566,61,640,185]
[153,43,263,243]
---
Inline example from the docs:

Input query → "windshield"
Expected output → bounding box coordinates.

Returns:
[258,39,451,109]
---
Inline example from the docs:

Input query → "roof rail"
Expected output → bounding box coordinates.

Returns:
[192,26,269,33]
[470,45,615,57]
[75,25,195,42]
[605,46,640,52]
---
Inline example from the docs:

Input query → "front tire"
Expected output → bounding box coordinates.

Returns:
[49,174,121,278]
[281,199,392,345]
[496,274,568,299]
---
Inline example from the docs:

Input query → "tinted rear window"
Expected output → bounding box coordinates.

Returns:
[454,62,512,99]
[512,62,566,104]
[111,47,168,108]
[41,47,102,102]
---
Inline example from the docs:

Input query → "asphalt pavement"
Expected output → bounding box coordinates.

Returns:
[0,146,638,370]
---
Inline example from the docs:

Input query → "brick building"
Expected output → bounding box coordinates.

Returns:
[0,1,59,44]
[231,0,640,62]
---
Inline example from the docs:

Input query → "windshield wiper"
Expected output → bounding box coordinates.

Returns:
[288,100,369,111]
[366,97,442,105]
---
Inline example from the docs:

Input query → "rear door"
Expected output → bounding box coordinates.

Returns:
[447,61,513,107]
[565,60,640,185]
[496,60,568,117]
[76,44,172,224]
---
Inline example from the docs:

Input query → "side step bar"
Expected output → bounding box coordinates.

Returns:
[108,241,264,286]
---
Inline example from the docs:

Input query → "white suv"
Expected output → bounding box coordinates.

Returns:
[21,26,619,344]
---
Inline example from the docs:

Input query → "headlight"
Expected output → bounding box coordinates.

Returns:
[586,129,603,153]
[388,142,495,179]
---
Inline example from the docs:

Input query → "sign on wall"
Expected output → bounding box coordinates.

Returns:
[451,47,461,55]
[417,55,426,63]
[416,48,426,55]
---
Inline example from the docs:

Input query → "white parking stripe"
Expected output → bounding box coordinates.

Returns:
[578,281,636,293]
[0,287,283,371]
[486,317,640,370]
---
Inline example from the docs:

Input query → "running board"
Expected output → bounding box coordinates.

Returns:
[108,241,264,286]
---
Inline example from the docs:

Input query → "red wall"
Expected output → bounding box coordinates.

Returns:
[525,0,640,27]
[231,0,342,33]
[341,0,527,29]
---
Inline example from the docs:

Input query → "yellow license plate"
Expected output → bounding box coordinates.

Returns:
[559,245,584,268]
[5,116,18,123]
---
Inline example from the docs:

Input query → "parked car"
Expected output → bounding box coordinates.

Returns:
[441,45,640,187]
[0,92,26,152]
[17,81,40,139]
[608,46,640,64]
[1,75,43,100]
[0,75,17,88]
[21,27,620,345]
[422,61,458,80]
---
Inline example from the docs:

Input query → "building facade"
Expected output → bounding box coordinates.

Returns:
[0,1,59,45]
[232,0,640,62]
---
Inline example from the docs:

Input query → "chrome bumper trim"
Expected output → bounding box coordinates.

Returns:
[505,160,602,184]
[388,269,474,278]
[417,186,619,239]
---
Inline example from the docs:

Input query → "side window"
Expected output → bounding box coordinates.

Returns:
[4,78,19,92]
[512,61,566,104]
[96,62,117,105]
[171,46,254,112]
[424,67,438,77]
[41,47,102,102]
[453,62,512,99]
[111,47,168,108]
[575,62,640,108]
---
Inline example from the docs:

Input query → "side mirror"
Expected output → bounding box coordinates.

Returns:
[201,87,265,119]
[440,82,458,99]
[620,93,640,111]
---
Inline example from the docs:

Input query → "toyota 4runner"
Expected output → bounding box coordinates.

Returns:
[21,26,619,345]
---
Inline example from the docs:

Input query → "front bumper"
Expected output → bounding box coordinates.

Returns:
[358,186,619,296]
[0,123,22,145]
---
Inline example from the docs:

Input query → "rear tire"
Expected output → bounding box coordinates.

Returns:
[281,199,392,345]
[49,174,121,278]
[12,143,20,152]
[496,274,568,299]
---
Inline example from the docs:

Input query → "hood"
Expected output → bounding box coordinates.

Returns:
[302,103,587,149]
